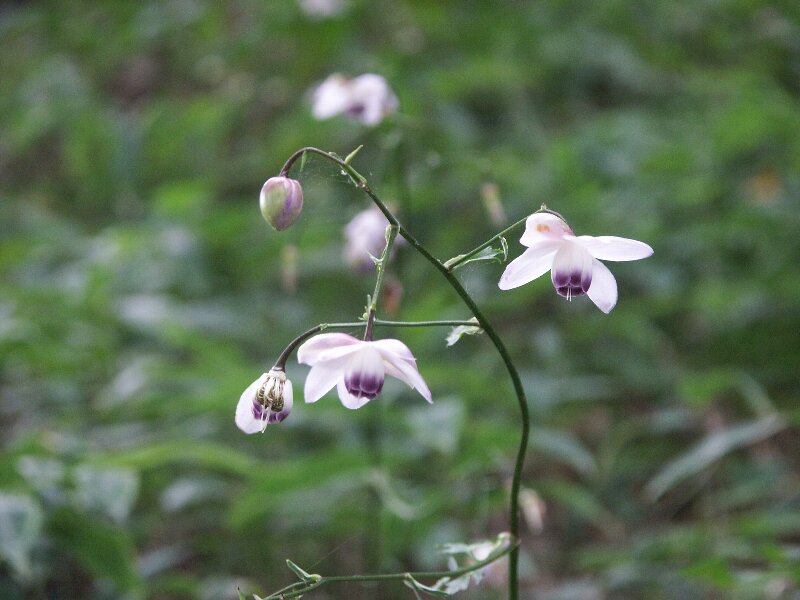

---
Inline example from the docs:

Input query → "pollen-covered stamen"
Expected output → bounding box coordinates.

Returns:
[551,241,593,300]
[344,346,385,400]
[249,370,292,426]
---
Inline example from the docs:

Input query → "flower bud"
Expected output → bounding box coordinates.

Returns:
[235,369,294,434]
[259,177,304,231]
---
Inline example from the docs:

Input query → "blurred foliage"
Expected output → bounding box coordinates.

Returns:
[1,1,800,599]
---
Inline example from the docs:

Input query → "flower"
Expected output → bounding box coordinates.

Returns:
[297,333,431,409]
[260,176,304,231]
[297,0,347,19]
[235,369,293,433]
[311,73,398,126]
[343,206,393,271]
[498,212,653,313]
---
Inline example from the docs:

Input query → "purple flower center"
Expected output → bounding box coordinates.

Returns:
[552,269,592,299]
[345,370,384,400]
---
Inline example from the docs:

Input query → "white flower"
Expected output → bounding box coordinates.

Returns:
[235,370,293,434]
[343,206,392,271]
[297,333,431,409]
[311,73,398,126]
[498,212,653,313]
[297,0,347,19]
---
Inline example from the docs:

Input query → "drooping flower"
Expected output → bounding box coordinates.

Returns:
[235,369,293,433]
[343,206,392,271]
[498,211,653,313]
[311,73,398,126]
[259,176,304,231]
[297,333,431,409]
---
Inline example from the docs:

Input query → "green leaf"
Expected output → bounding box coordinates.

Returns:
[48,507,141,592]
[646,415,785,500]
[95,441,262,477]
[445,318,482,347]
[0,493,43,579]
[286,559,317,582]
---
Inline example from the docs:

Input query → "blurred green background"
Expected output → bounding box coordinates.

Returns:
[2,1,800,599]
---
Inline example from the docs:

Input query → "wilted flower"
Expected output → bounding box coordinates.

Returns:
[498,212,653,313]
[343,206,393,271]
[260,176,304,231]
[235,369,293,433]
[311,73,398,126]
[297,333,431,409]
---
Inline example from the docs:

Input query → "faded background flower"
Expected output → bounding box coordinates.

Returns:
[1,2,799,599]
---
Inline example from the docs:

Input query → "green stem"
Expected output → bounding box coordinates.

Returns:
[443,215,527,271]
[280,147,530,600]
[364,224,399,341]
[264,540,517,599]
[272,319,480,370]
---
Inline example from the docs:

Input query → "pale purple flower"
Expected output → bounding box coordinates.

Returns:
[343,206,392,271]
[235,370,293,434]
[297,333,431,409]
[311,73,398,126]
[498,212,653,313]
[259,176,304,231]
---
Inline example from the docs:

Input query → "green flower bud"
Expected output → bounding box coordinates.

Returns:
[259,177,304,231]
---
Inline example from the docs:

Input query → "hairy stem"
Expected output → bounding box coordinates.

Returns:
[279,147,530,600]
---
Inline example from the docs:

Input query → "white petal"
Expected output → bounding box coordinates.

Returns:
[235,374,268,434]
[336,378,372,409]
[371,338,416,363]
[311,74,351,120]
[304,360,346,403]
[573,236,653,261]
[550,241,594,296]
[383,356,432,403]
[498,242,560,290]
[297,333,362,365]
[343,346,385,400]
[586,259,618,313]
[519,213,574,246]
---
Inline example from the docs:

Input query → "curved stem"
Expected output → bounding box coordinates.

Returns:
[281,148,530,600]
[264,540,517,599]
[273,319,480,370]
[444,215,527,271]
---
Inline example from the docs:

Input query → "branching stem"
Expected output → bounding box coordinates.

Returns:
[276,147,530,600]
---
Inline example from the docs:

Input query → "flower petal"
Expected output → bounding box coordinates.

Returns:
[383,356,432,403]
[235,374,294,433]
[371,338,416,364]
[297,333,362,365]
[235,374,268,434]
[573,236,653,261]
[519,213,574,246]
[311,74,351,120]
[336,378,372,409]
[550,241,593,297]
[304,359,347,403]
[344,346,385,401]
[498,242,560,290]
[586,259,618,313]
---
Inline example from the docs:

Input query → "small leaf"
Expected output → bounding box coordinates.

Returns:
[286,559,317,582]
[343,144,364,164]
[403,574,450,596]
[445,318,482,347]
[299,150,308,173]
[445,240,508,270]
[237,588,248,600]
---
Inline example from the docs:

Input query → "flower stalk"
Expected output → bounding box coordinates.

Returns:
[276,147,530,600]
